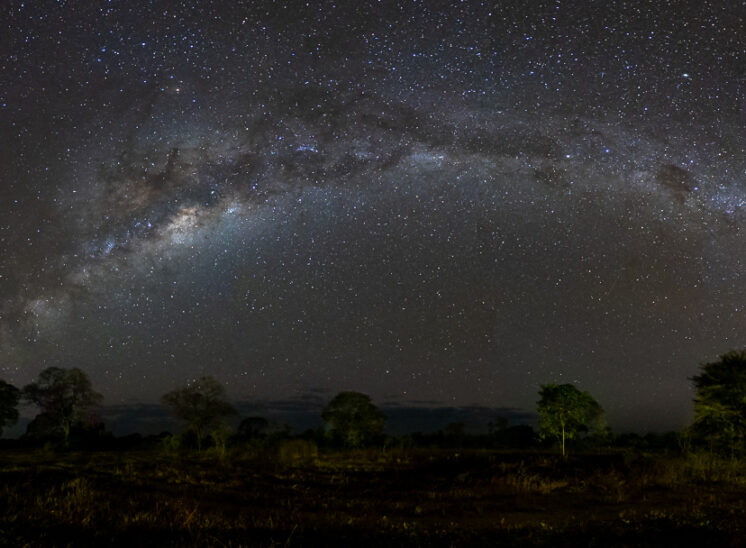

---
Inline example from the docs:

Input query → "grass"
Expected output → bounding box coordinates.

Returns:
[0,446,744,546]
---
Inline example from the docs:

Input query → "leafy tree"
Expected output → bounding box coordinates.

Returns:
[0,379,21,437]
[536,383,604,456]
[161,376,236,451]
[24,412,60,441]
[322,391,385,448]
[23,367,103,445]
[691,350,746,457]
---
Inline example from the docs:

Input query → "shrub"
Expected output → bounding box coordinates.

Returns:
[277,439,318,465]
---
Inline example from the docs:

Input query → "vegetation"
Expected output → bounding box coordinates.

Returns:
[0,379,20,436]
[322,391,385,448]
[161,376,236,451]
[23,367,103,445]
[3,353,746,544]
[0,447,744,547]
[691,350,746,458]
[536,384,605,457]
[238,416,269,440]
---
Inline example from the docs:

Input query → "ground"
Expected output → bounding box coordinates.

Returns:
[0,446,744,546]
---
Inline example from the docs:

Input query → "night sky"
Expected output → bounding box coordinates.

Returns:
[2,0,745,433]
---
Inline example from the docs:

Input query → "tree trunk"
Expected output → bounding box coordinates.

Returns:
[561,425,565,457]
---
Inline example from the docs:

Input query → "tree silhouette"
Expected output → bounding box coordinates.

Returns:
[691,350,746,457]
[322,391,385,448]
[23,367,103,445]
[537,383,604,457]
[161,376,236,451]
[0,379,21,436]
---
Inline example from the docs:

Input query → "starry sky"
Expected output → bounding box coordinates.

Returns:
[1,0,745,433]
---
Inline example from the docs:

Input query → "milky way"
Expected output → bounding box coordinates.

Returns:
[2,1,745,431]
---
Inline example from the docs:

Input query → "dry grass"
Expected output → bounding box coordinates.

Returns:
[0,448,744,546]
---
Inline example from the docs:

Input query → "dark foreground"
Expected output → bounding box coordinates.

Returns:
[0,447,745,547]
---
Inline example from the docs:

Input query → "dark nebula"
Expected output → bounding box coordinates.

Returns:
[2,0,745,432]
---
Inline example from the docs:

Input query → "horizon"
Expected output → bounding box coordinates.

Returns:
[3,392,689,439]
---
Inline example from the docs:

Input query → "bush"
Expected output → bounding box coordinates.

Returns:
[276,439,318,465]
[160,433,183,454]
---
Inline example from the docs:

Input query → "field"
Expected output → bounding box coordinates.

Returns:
[1,445,745,547]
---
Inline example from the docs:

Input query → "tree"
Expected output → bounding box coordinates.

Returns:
[23,367,103,445]
[691,350,746,458]
[322,391,385,448]
[161,376,236,451]
[0,379,21,437]
[537,383,604,457]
